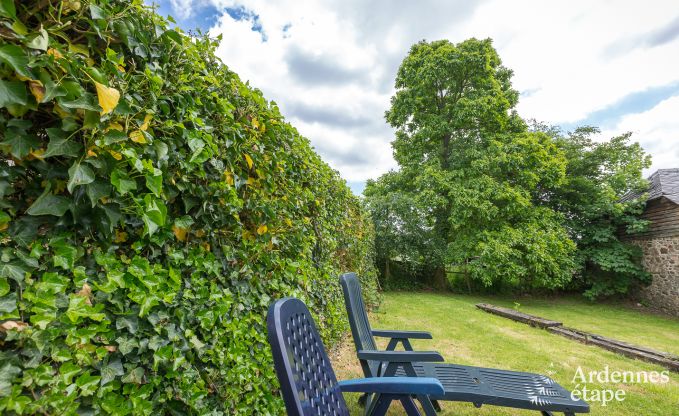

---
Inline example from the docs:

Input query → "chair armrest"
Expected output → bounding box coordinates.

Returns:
[372,329,433,339]
[337,377,444,396]
[357,350,444,363]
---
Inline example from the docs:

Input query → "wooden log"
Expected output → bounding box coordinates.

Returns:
[475,303,563,328]
[549,327,679,372]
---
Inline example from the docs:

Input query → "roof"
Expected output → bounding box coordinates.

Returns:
[623,169,679,205]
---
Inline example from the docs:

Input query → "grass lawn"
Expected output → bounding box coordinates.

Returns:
[332,291,679,415]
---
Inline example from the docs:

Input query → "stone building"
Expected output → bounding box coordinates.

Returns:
[627,169,679,316]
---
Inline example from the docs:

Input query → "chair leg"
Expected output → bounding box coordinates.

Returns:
[432,399,441,412]
[358,393,367,407]
[540,412,554,416]
[370,394,395,416]
[400,396,422,416]
[416,395,438,416]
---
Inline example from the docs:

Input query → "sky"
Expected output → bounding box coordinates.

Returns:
[149,0,679,194]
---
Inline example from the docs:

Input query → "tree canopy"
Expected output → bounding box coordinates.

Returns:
[368,38,650,295]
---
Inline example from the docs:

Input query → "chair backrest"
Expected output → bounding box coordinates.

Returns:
[267,297,349,416]
[340,273,379,378]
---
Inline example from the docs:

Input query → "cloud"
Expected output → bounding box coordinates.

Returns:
[155,0,679,193]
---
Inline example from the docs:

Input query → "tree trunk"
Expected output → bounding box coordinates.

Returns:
[432,266,448,291]
[384,258,391,282]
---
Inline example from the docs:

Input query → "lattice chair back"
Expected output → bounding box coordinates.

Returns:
[267,297,350,416]
[340,272,377,352]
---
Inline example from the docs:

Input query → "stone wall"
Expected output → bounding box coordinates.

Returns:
[630,237,679,317]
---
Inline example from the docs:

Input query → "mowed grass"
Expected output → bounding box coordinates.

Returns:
[332,292,679,415]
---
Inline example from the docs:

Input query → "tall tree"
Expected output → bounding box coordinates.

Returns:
[543,126,652,297]
[375,38,576,290]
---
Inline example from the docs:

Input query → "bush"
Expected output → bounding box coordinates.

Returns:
[0,1,378,414]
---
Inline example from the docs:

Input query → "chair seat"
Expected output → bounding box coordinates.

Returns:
[390,362,588,414]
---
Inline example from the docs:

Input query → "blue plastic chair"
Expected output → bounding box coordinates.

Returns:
[267,297,445,415]
[340,273,590,416]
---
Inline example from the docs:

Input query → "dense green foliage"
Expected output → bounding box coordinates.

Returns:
[542,125,651,298]
[0,1,378,414]
[369,39,576,291]
[367,39,650,296]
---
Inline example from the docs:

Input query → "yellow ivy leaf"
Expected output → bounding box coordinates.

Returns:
[108,149,122,160]
[285,218,292,227]
[251,118,259,129]
[69,43,90,57]
[94,81,120,115]
[54,104,70,118]
[172,225,188,242]
[194,229,206,238]
[201,242,210,251]
[257,224,268,235]
[129,130,146,143]
[47,48,63,59]
[224,171,234,185]
[106,122,124,131]
[29,80,45,103]
[77,283,93,306]
[140,114,153,131]
[87,149,97,157]
[29,149,45,160]
[0,222,8,232]
[244,154,253,170]
[246,177,255,186]
[114,229,127,243]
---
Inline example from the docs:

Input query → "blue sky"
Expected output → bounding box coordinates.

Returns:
[148,0,679,195]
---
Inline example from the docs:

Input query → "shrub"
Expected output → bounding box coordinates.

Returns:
[0,1,378,414]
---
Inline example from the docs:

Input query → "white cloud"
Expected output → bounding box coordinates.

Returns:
[602,95,679,173]
[165,0,679,189]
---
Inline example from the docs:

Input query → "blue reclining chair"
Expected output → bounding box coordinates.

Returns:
[267,297,445,415]
[340,273,589,416]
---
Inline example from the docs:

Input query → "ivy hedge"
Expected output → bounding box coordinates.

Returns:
[0,0,379,414]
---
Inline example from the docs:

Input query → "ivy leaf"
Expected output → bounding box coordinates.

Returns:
[0,45,33,79]
[75,372,101,396]
[0,80,27,108]
[86,180,111,207]
[0,0,16,19]
[0,293,17,314]
[26,27,49,51]
[59,93,101,112]
[43,128,82,158]
[89,4,108,19]
[26,187,70,217]
[67,161,95,193]
[101,359,124,385]
[0,262,26,282]
[0,277,8,296]
[145,172,162,197]
[94,82,120,115]
[51,238,77,269]
[111,169,137,195]
[142,195,167,236]
[1,124,39,159]
[121,367,144,384]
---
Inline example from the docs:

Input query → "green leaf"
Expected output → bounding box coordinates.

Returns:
[0,80,27,108]
[104,130,128,145]
[142,195,167,236]
[43,128,82,158]
[86,180,111,207]
[76,372,101,396]
[145,172,162,197]
[1,123,39,159]
[121,367,144,384]
[0,293,17,314]
[101,359,124,385]
[58,93,101,112]
[51,238,77,269]
[89,4,108,19]
[111,168,137,195]
[67,161,95,193]
[0,277,8,296]
[42,80,68,102]
[26,27,48,51]
[0,262,26,282]
[66,295,105,323]
[116,336,138,355]
[26,187,70,217]
[0,0,16,19]
[0,45,33,79]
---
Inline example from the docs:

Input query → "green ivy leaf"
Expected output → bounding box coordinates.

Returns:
[121,367,144,384]
[101,359,124,385]
[51,239,77,269]
[26,187,70,217]
[89,4,108,19]
[0,262,26,282]
[111,168,137,195]
[0,45,33,79]
[0,80,27,108]
[75,372,101,396]
[0,277,8,296]
[26,27,48,51]
[43,128,82,158]
[0,293,17,314]
[0,0,16,19]
[142,196,167,236]
[145,172,162,197]
[67,161,95,193]
[86,180,112,207]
